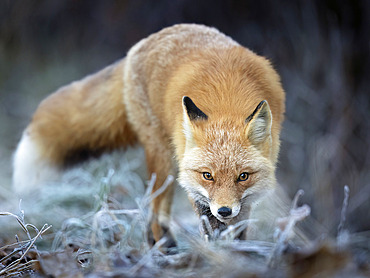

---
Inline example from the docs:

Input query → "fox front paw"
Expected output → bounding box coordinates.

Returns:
[147,220,177,254]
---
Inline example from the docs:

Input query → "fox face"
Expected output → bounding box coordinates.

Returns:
[178,97,276,225]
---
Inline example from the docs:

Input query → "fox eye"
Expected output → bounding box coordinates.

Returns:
[238,172,249,181]
[202,172,214,181]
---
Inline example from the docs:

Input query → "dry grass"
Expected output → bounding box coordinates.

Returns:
[0,152,368,277]
[0,212,51,277]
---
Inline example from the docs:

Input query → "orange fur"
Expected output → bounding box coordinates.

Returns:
[30,60,137,166]
[13,24,285,246]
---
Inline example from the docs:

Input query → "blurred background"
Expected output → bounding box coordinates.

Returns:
[0,0,369,237]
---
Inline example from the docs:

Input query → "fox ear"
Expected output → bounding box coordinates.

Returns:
[182,96,207,149]
[182,96,208,121]
[245,100,272,146]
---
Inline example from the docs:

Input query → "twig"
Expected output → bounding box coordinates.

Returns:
[0,239,33,252]
[128,237,167,275]
[0,224,52,276]
[0,212,29,236]
[145,175,174,206]
[268,190,311,267]
[337,185,350,246]
[199,215,213,241]
[338,185,350,236]
[219,219,258,240]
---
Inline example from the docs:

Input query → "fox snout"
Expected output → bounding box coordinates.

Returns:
[217,206,232,217]
[210,203,241,222]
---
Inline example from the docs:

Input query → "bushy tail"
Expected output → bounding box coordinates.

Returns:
[13,58,138,193]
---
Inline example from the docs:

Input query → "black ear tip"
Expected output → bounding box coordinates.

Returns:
[182,96,191,105]
[257,100,267,110]
[246,100,269,123]
[182,96,208,121]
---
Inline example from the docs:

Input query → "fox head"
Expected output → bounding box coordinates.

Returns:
[178,96,277,223]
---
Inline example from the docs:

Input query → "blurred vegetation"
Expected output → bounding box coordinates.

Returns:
[0,0,369,276]
[0,0,369,245]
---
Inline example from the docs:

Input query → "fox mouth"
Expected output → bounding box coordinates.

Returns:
[186,188,242,223]
[216,215,233,223]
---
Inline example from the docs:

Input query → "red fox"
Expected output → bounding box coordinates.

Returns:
[13,24,285,247]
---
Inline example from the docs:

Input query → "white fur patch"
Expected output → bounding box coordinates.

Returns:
[182,112,192,141]
[250,117,269,142]
[179,180,209,203]
[12,132,60,195]
[247,101,273,145]
[196,186,209,200]
[182,110,198,152]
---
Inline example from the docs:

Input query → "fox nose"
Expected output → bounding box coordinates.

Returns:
[217,206,232,217]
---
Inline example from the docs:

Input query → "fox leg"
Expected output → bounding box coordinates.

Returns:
[144,144,176,250]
